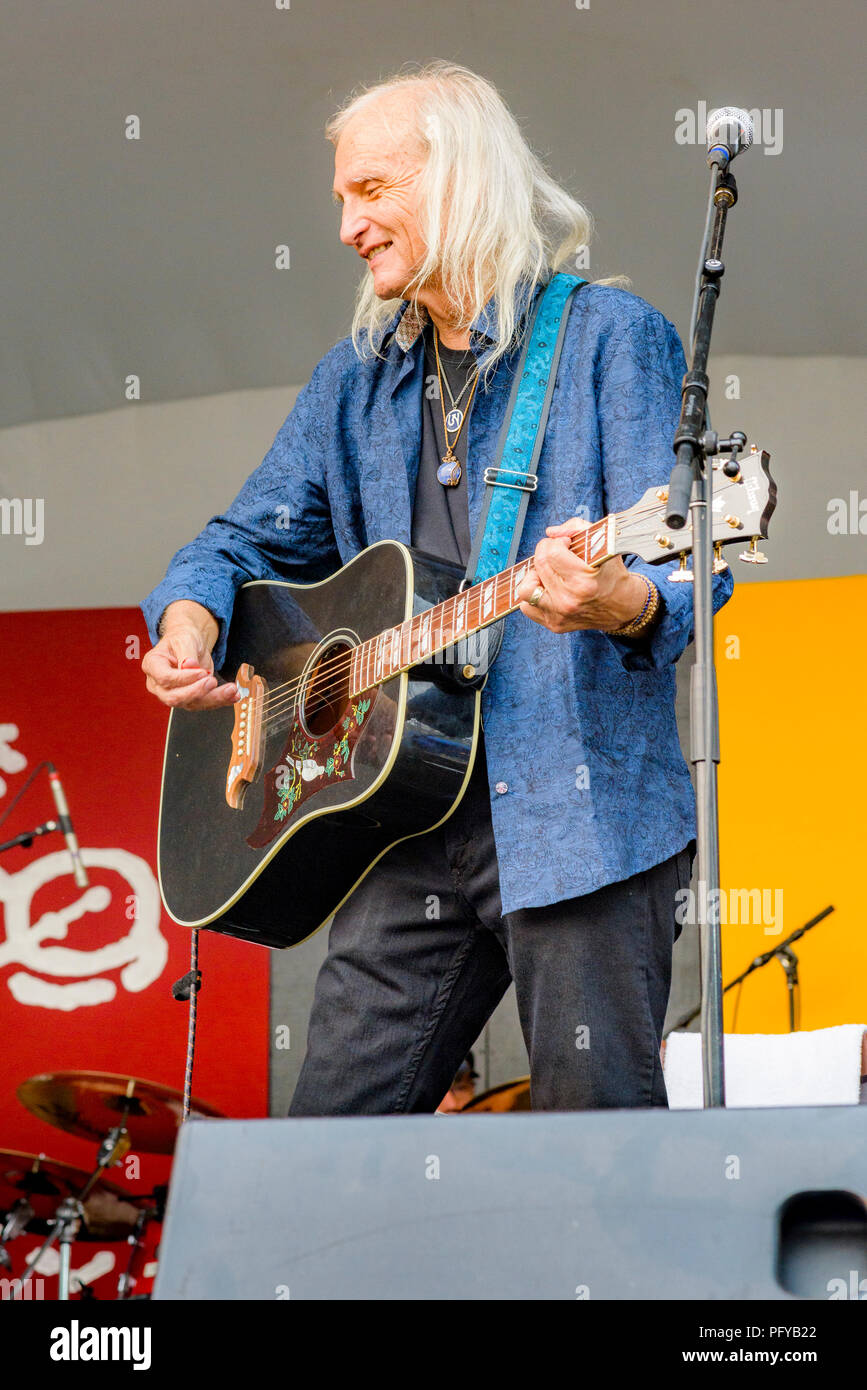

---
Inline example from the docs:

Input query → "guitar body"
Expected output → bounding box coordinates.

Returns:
[157,541,481,948]
[157,445,776,950]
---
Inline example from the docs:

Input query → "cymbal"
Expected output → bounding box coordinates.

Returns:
[460,1077,531,1112]
[17,1071,224,1155]
[0,1150,146,1242]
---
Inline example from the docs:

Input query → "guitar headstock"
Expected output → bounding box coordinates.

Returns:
[613,446,776,571]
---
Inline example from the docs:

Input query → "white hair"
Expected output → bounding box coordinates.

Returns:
[326,61,624,376]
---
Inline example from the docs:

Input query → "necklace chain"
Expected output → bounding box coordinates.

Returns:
[437,349,477,412]
[433,327,478,475]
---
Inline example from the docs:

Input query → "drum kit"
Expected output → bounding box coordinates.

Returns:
[2,1065,533,1299]
[1,1070,223,1300]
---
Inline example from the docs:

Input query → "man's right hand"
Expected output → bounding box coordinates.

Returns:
[142,601,239,710]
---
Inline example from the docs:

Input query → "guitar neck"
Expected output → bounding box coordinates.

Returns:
[348,515,616,697]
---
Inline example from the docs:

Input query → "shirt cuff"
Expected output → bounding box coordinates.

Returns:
[141,580,235,671]
[605,558,734,671]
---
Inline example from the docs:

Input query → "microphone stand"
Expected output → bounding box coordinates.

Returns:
[0,821,63,855]
[667,905,835,1036]
[776,948,800,1033]
[0,761,66,859]
[666,159,751,1108]
[0,758,89,887]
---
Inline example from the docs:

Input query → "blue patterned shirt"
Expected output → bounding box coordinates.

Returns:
[142,281,732,914]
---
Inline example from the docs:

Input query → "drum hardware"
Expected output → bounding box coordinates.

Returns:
[14,1127,134,1301]
[5,1072,224,1299]
[459,1077,531,1112]
[116,1182,168,1301]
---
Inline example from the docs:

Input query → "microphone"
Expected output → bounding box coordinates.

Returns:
[706,107,754,168]
[47,764,89,888]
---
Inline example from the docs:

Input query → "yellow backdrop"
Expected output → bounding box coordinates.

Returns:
[714,573,867,1032]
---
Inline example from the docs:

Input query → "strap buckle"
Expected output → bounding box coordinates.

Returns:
[482,466,538,493]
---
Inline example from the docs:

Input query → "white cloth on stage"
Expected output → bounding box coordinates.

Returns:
[663,1024,867,1109]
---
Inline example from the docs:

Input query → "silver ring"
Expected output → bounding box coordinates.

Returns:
[528,585,545,607]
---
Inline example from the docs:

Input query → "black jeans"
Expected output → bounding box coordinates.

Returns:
[289,746,691,1115]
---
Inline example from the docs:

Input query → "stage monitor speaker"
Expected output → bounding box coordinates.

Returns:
[152,1106,867,1300]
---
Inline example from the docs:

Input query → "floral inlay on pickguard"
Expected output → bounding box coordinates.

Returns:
[274,696,371,821]
[246,696,374,850]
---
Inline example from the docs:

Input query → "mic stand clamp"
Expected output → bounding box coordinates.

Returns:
[774,945,800,1033]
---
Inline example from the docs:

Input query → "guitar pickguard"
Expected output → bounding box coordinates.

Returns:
[246,693,376,850]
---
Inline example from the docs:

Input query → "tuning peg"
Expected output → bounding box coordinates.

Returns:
[713,543,729,574]
[668,553,694,583]
[738,536,768,564]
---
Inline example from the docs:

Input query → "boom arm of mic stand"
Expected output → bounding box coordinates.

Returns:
[0,821,59,854]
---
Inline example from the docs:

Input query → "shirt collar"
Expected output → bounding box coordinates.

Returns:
[386,278,542,355]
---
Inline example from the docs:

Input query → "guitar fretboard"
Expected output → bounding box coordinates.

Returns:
[348,515,614,696]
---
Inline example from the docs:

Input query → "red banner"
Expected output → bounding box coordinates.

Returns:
[0,608,269,1299]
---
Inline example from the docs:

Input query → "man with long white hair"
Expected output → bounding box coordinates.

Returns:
[142,62,732,1112]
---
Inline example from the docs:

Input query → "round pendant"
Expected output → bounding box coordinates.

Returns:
[437,458,462,487]
[445,407,463,432]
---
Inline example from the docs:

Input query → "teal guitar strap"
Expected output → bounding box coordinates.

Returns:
[459,271,586,678]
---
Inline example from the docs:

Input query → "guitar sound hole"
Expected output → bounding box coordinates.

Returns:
[301,640,352,737]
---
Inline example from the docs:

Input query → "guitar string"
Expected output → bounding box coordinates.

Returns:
[260,575,640,736]
[252,498,677,717]
[253,492,738,731]
[255,530,593,725]
[237,485,743,732]
[258,563,527,730]
[255,559,537,720]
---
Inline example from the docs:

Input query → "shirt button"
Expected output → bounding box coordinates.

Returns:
[495,781,509,795]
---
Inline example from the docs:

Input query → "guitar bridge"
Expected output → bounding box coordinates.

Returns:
[225,663,267,809]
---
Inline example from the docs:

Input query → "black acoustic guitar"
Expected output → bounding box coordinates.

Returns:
[157,447,775,948]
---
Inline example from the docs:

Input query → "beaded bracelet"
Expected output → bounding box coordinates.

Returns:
[609,574,660,638]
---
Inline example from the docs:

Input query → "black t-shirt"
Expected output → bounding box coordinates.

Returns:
[410,324,477,568]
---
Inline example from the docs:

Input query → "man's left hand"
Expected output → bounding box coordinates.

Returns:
[516,517,648,634]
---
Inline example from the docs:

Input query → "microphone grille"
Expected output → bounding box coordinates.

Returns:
[706,106,754,150]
